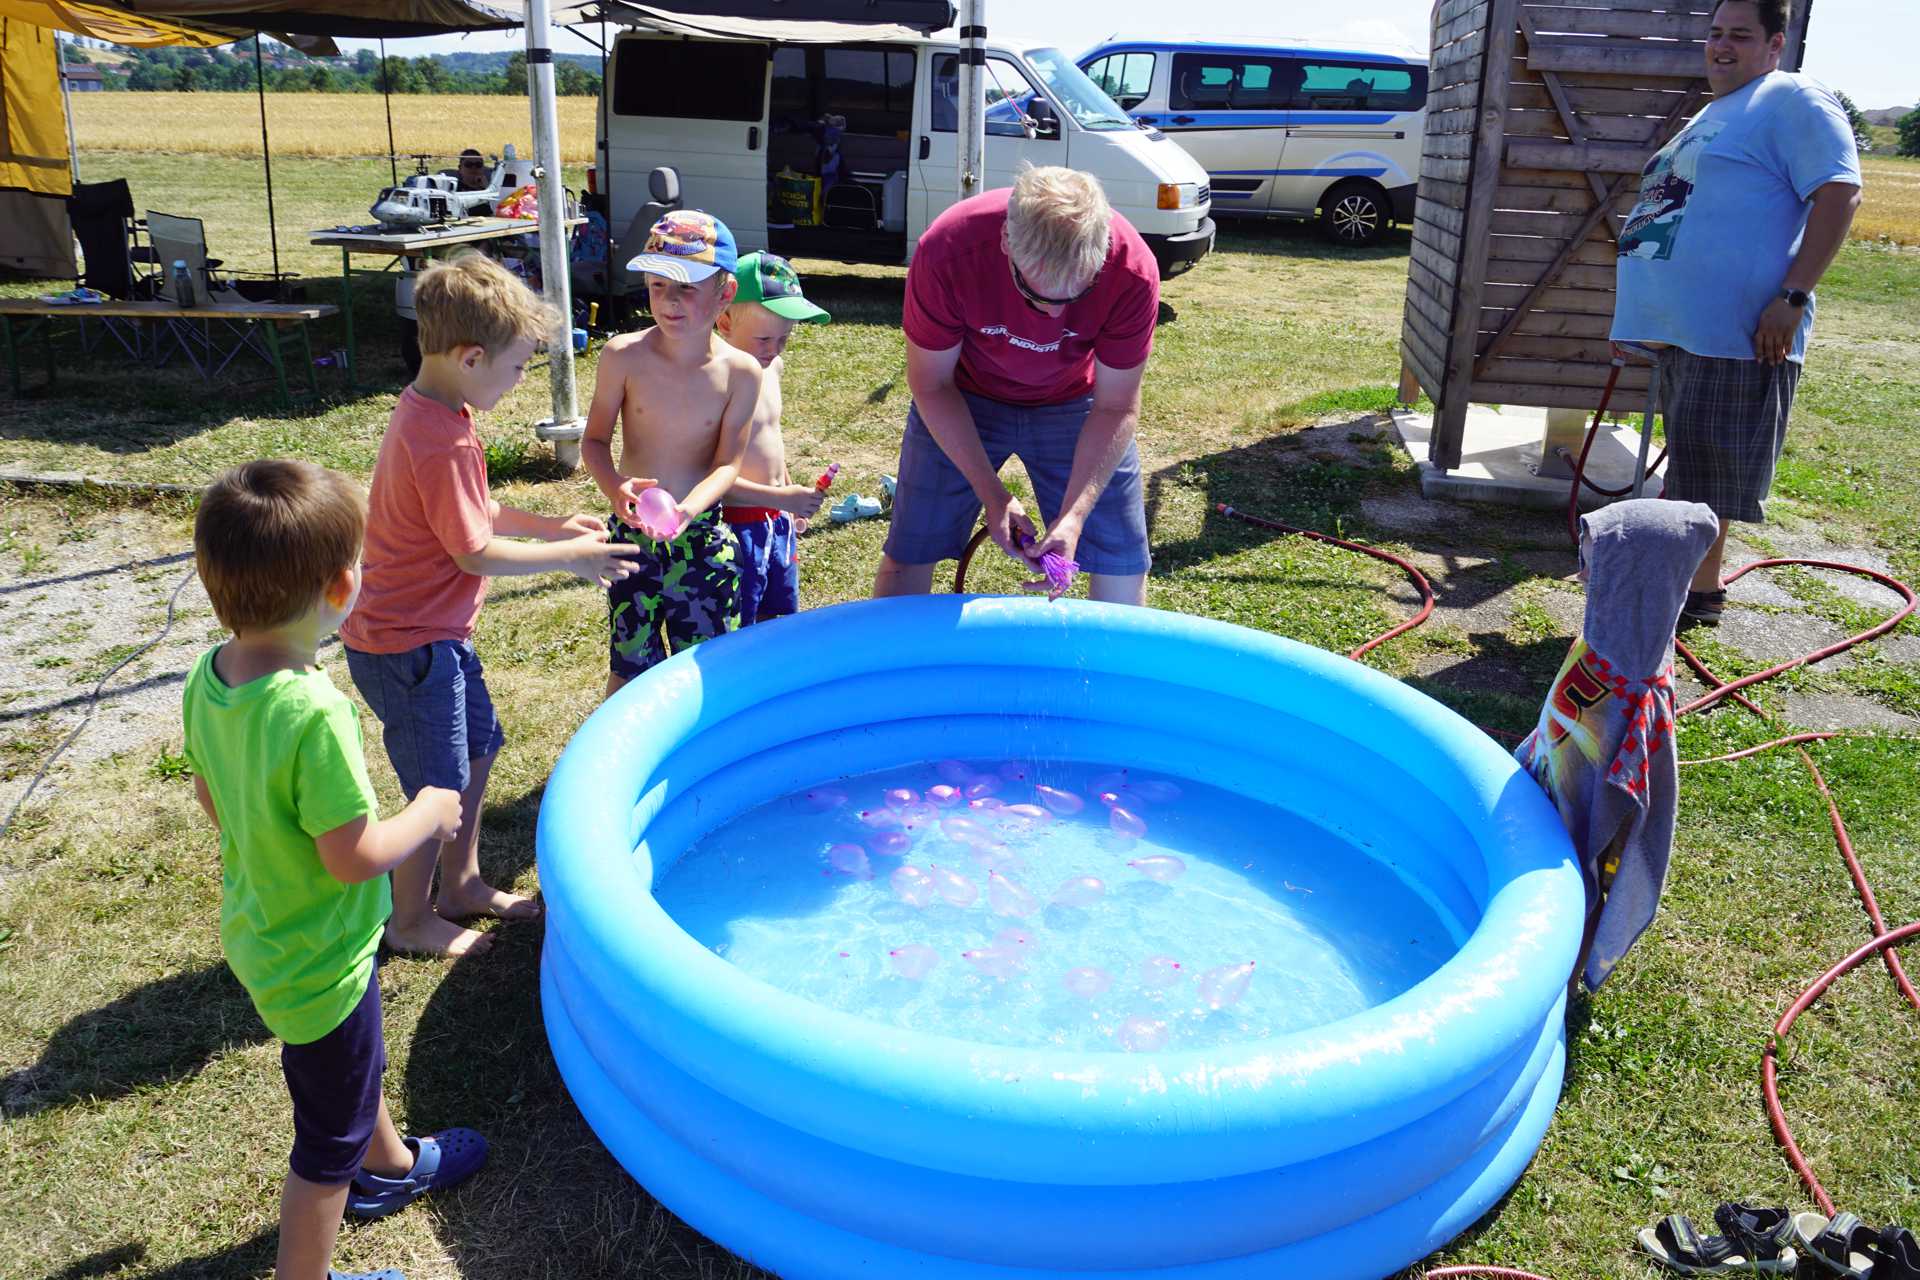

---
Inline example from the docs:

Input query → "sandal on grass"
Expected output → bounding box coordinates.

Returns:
[1794,1211,1879,1279]
[828,494,883,523]
[1636,1208,1798,1276]
[1871,1226,1920,1280]
[345,1127,489,1220]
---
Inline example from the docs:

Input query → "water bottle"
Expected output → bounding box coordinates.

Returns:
[171,258,192,305]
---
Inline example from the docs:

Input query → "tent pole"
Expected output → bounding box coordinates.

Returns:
[526,0,582,469]
[379,38,397,184]
[958,0,984,200]
[254,36,281,284]
[597,16,611,327]
[57,35,79,183]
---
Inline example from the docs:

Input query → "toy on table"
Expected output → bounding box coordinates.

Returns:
[632,485,686,541]
[1016,530,1079,597]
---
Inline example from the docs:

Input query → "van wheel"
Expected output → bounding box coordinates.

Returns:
[1320,182,1386,247]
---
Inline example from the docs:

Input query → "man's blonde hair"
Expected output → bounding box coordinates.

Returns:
[196,459,366,633]
[414,251,560,357]
[1005,167,1112,292]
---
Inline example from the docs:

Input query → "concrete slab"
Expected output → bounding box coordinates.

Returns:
[1717,611,1857,670]
[1390,406,1665,512]
[1779,692,1920,735]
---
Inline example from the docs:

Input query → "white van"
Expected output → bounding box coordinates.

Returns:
[589,26,1215,286]
[1078,38,1428,246]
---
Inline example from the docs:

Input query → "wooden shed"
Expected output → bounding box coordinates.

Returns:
[1400,0,1814,471]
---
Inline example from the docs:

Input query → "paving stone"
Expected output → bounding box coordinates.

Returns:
[1716,610,1857,669]
[1724,572,1798,607]
[1778,692,1920,734]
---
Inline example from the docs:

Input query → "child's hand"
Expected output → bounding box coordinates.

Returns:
[611,476,659,520]
[417,786,464,843]
[567,532,643,588]
[554,512,605,539]
[782,484,826,519]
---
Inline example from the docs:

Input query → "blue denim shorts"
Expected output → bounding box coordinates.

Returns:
[882,391,1151,575]
[344,639,505,798]
[731,512,799,621]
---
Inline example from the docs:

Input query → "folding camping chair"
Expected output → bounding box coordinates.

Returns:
[63,178,155,357]
[145,209,276,380]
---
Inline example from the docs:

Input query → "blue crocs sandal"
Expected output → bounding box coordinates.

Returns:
[345,1128,489,1220]
[329,1270,404,1280]
[829,494,883,523]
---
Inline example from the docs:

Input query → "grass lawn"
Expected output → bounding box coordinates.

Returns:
[2,150,1918,1280]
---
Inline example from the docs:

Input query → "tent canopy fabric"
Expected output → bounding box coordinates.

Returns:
[99,0,518,37]
[590,3,936,42]
[556,0,955,33]
[1,18,69,195]
[0,0,226,44]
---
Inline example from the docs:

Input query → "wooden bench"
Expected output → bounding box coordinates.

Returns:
[0,297,340,408]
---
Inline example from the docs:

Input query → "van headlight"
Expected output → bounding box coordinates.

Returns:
[1156,182,1200,211]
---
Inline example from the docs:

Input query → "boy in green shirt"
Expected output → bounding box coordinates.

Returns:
[182,460,489,1280]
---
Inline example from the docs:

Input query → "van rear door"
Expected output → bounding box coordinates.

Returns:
[1152,48,1289,215]
[607,35,771,250]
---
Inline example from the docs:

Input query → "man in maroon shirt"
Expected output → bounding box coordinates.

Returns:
[873,166,1160,604]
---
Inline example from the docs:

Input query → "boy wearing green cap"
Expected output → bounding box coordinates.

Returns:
[716,251,832,625]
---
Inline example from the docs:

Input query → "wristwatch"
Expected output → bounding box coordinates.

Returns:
[1779,287,1811,308]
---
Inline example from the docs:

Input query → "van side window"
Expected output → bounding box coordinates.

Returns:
[1168,53,1291,111]
[931,53,1048,136]
[1084,51,1154,110]
[1288,61,1428,112]
[614,39,768,121]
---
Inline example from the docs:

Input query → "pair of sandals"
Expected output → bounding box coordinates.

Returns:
[1792,1212,1920,1280]
[323,1127,491,1280]
[829,473,895,524]
[1638,1203,1799,1274]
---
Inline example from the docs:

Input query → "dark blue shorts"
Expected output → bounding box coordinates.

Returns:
[282,971,384,1186]
[882,391,1151,576]
[731,513,799,621]
[344,639,505,798]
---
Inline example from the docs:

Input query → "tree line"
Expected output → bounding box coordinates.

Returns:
[63,39,603,96]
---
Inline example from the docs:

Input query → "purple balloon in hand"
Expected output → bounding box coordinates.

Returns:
[1017,529,1079,596]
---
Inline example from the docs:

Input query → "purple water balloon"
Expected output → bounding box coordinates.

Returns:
[857,806,903,829]
[1051,876,1106,908]
[1117,1014,1170,1053]
[868,831,911,859]
[965,778,1001,801]
[1001,802,1050,823]
[826,843,871,879]
[883,787,919,809]
[965,840,1018,871]
[1062,966,1114,999]
[930,864,979,908]
[961,946,1020,981]
[987,870,1039,918]
[888,944,939,981]
[1034,785,1085,816]
[1127,852,1184,882]
[794,786,848,813]
[941,814,985,842]
[1096,790,1125,810]
[967,795,1005,813]
[926,784,962,808]
[1197,961,1256,1010]
[1140,954,1185,989]
[1110,807,1150,840]
[890,865,936,908]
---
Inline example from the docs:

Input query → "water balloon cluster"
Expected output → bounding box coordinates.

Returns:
[799,760,1257,1052]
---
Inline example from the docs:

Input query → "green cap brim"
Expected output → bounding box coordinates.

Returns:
[760,295,831,324]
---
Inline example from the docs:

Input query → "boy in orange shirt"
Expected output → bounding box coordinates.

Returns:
[342,253,639,957]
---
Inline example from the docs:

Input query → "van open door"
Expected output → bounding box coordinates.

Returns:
[911,47,1067,244]
[605,35,771,254]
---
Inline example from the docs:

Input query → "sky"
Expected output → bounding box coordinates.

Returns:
[337,1,1914,112]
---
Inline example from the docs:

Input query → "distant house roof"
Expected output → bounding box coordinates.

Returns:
[61,66,106,83]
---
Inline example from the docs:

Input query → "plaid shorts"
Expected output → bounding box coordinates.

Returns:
[1657,347,1802,524]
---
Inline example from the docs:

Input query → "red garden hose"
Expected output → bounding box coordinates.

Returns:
[1561,357,1669,546]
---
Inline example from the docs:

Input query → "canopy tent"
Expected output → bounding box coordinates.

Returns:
[1,18,75,275]
[565,0,953,34]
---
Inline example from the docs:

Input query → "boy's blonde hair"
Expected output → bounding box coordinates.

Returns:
[1006,166,1112,291]
[414,251,560,357]
[196,460,366,633]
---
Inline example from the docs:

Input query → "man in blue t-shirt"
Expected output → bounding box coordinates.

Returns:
[1612,0,1860,626]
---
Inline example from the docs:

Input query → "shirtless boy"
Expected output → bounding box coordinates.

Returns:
[715,252,831,624]
[582,210,764,697]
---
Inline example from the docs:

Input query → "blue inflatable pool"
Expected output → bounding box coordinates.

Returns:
[538,596,1581,1278]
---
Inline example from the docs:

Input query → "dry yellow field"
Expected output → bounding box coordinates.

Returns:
[70,91,598,163]
[1856,154,1920,246]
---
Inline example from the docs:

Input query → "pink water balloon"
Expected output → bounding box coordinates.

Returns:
[941,814,985,841]
[1062,966,1114,999]
[867,831,911,858]
[987,870,1039,917]
[1110,807,1150,840]
[965,840,1018,871]
[857,807,902,829]
[1117,1014,1170,1053]
[888,944,939,981]
[930,864,979,908]
[632,484,685,540]
[1140,955,1185,989]
[1034,785,1085,816]
[961,946,1020,981]
[884,787,919,809]
[992,926,1037,956]
[1127,852,1184,882]
[926,784,962,808]
[1198,961,1256,1010]
[794,786,848,813]
[967,795,1005,813]
[1051,876,1106,908]
[1132,778,1184,804]
[1001,803,1050,823]
[890,865,936,907]
[935,759,972,784]
[826,843,871,879]
[965,778,1001,800]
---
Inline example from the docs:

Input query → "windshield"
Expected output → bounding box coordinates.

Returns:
[1024,47,1137,131]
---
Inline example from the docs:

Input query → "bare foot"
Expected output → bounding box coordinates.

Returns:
[385,915,494,958]
[438,883,542,924]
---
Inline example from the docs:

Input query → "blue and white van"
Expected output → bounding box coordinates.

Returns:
[1078,38,1427,246]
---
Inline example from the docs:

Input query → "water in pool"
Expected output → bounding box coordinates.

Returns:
[655,760,1461,1053]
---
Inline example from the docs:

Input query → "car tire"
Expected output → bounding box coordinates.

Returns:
[1320,181,1387,248]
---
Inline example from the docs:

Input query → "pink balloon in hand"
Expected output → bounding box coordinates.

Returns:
[632,485,685,540]
[891,864,936,907]
[1062,966,1114,999]
[987,870,1039,917]
[1127,853,1184,882]
[1197,961,1256,1010]
[889,944,939,981]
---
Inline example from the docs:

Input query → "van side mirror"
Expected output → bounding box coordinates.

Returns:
[1028,97,1061,141]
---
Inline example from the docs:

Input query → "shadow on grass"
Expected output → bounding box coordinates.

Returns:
[1,963,267,1118]
[38,1235,276,1280]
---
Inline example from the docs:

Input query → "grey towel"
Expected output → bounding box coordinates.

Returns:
[1515,499,1720,988]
